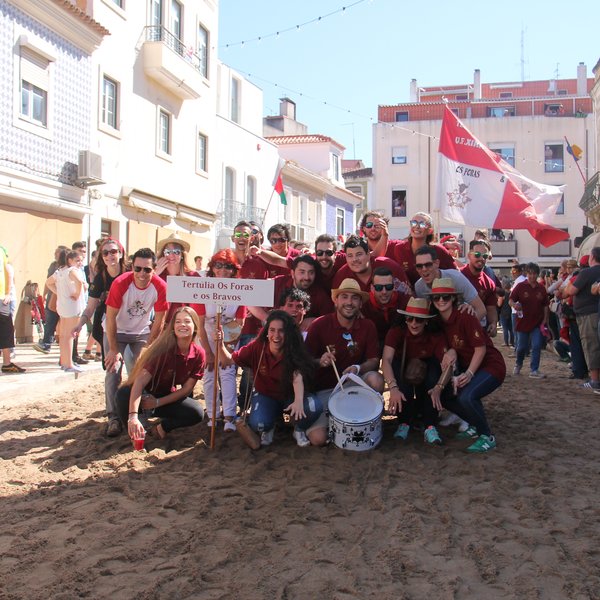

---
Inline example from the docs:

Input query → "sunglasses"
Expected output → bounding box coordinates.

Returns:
[316,249,334,257]
[431,294,454,302]
[234,232,250,239]
[213,262,235,270]
[163,248,182,257]
[373,283,394,292]
[410,220,430,229]
[133,266,153,273]
[471,252,490,259]
[251,228,260,235]
[364,221,375,229]
[269,237,287,244]
[415,262,434,270]
[102,248,119,257]
[406,316,426,323]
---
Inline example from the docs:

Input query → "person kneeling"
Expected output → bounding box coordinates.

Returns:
[117,306,205,444]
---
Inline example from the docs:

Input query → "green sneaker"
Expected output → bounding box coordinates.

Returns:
[466,434,496,453]
[455,426,477,440]
[393,422,410,440]
[424,426,442,445]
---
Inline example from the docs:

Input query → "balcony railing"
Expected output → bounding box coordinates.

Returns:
[144,25,205,75]
[215,200,266,234]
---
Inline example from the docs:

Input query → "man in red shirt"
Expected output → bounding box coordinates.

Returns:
[460,239,498,336]
[304,278,384,446]
[359,210,401,259]
[509,262,549,378]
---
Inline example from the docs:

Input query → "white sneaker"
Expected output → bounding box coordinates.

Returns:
[457,419,470,432]
[260,429,274,446]
[529,371,546,379]
[223,420,236,432]
[64,364,83,373]
[439,412,462,427]
[293,429,310,447]
[513,365,521,376]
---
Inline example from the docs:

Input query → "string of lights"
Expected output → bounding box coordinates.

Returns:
[219,0,370,49]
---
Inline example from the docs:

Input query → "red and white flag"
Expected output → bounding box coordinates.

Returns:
[435,106,569,247]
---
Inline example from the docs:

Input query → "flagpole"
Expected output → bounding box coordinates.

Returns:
[564,136,586,185]
[261,186,277,229]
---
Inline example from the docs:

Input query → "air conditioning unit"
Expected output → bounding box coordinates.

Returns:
[77,150,105,185]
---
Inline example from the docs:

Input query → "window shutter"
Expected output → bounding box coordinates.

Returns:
[20,47,49,91]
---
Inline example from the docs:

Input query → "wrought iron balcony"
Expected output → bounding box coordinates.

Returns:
[141,25,207,100]
[215,200,266,233]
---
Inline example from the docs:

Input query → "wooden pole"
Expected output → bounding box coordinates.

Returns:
[210,305,223,450]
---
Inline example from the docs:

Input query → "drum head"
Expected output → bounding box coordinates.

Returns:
[329,387,382,423]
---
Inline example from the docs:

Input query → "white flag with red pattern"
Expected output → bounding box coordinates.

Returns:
[435,106,569,247]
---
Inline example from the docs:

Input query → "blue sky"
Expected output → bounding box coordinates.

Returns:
[218,0,599,164]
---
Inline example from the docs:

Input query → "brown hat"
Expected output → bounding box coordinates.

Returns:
[331,278,369,302]
[156,233,190,256]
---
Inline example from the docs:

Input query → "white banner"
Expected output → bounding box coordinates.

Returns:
[167,276,274,306]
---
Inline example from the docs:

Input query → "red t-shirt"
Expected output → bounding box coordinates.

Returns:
[393,239,456,285]
[143,342,205,396]
[305,313,380,391]
[441,308,506,382]
[273,274,334,317]
[362,291,410,343]
[384,326,446,362]
[509,280,548,332]
[460,265,498,308]
[239,256,270,336]
[232,337,287,402]
[331,256,410,293]
[261,247,301,278]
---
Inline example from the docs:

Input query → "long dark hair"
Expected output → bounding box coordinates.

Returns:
[97,237,128,284]
[259,310,315,396]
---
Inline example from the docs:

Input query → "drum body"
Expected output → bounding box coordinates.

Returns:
[328,377,383,451]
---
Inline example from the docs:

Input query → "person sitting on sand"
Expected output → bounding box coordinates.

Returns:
[217,310,323,448]
[118,306,205,443]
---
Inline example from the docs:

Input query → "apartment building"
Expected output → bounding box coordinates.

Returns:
[374,64,595,267]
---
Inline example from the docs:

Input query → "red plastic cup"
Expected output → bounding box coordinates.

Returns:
[133,435,145,451]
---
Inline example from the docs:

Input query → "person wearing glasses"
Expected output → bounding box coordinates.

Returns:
[71,237,129,436]
[427,278,505,453]
[332,235,410,295]
[103,248,168,437]
[359,210,400,259]
[460,240,498,336]
[197,250,246,431]
[256,224,300,278]
[304,278,384,446]
[155,233,201,324]
[361,267,411,349]
[390,212,456,285]
[413,246,486,322]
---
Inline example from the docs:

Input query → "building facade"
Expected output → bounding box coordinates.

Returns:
[374,65,595,268]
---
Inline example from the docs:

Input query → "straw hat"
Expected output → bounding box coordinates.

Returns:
[397,297,435,319]
[331,278,370,302]
[156,233,190,255]
[424,277,460,296]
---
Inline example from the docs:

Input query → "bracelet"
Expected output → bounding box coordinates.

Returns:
[128,415,138,422]
[389,383,399,390]
[466,369,475,378]
[435,383,444,389]
[385,378,397,387]
[128,412,137,415]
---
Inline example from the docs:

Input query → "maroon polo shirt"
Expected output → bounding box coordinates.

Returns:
[273,274,334,317]
[362,291,410,343]
[261,247,301,278]
[393,240,456,285]
[460,265,498,308]
[143,342,205,396]
[509,280,548,333]
[239,256,270,337]
[232,337,287,402]
[384,326,446,362]
[305,313,380,391]
[331,256,410,293]
[441,308,506,382]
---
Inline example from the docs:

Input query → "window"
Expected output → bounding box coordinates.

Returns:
[196,132,207,172]
[19,47,50,127]
[545,143,564,172]
[499,92,513,99]
[170,0,182,39]
[246,175,256,207]
[231,77,240,123]
[332,154,340,181]
[315,202,322,230]
[101,76,118,129]
[455,94,468,101]
[544,103,564,116]
[488,106,515,117]
[101,219,114,238]
[392,146,407,165]
[150,0,162,27]
[197,24,208,78]
[299,196,308,224]
[555,193,565,215]
[336,208,345,237]
[489,144,515,167]
[391,189,407,217]
[225,167,235,200]
[109,0,123,7]
[158,108,171,155]
[557,89,568,96]
[395,111,409,122]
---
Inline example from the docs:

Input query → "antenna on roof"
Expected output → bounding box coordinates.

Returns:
[520,26,526,82]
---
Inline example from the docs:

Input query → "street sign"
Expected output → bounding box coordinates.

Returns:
[166,276,275,307]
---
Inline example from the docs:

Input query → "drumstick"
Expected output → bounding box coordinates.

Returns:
[326,345,344,390]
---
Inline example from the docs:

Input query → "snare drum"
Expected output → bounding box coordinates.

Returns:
[328,373,383,451]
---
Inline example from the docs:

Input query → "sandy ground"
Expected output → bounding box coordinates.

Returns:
[1,345,600,600]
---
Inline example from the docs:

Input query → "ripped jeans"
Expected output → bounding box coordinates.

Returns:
[247,392,323,433]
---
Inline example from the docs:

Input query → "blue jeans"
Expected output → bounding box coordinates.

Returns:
[516,326,544,372]
[511,313,519,349]
[500,314,514,346]
[248,392,323,433]
[568,319,588,378]
[41,307,59,348]
[441,370,501,436]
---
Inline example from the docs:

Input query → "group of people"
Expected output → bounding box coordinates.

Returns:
[7,210,596,454]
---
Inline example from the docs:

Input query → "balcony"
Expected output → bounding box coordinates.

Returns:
[215,199,266,235]
[140,26,206,100]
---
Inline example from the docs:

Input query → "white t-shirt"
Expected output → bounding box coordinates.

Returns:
[54,267,86,318]
[414,268,478,304]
